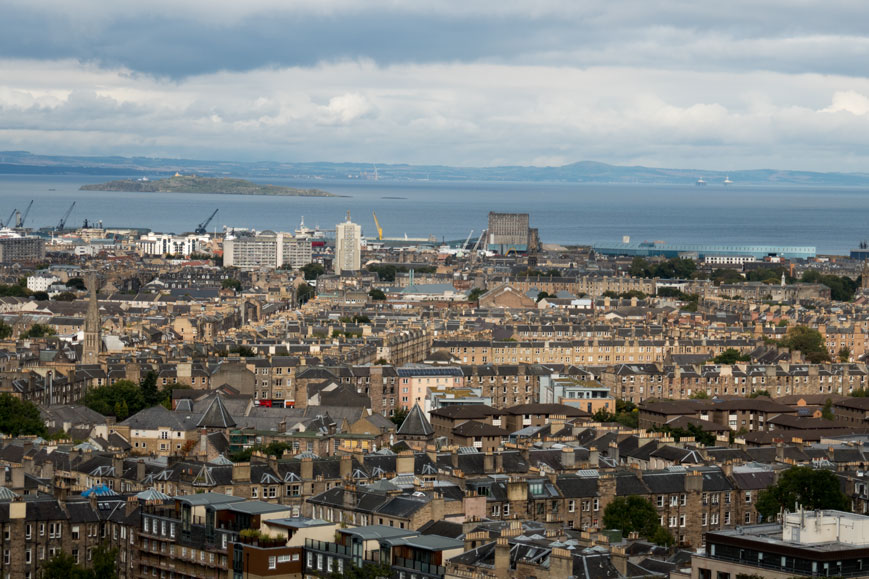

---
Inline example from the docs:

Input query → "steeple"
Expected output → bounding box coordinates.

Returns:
[862,261,869,291]
[82,272,101,364]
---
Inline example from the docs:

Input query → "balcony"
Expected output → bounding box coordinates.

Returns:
[393,557,445,578]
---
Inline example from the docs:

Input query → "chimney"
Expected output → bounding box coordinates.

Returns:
[685,470,703,492]
[608,441,620,463]
[396,450,414,475]
[340,454,352,479]
[610,545,628,576]
[125,496,139,517]
[484,452,494,473]
[301,457,314,481]
[495,451,504,473]
[776,443,785,462]
[232,461,251,483]
[450,450,459,469]
[549,547,573,578]
[560,447,575,470]
[11,466,24,490]
[494,537,510,579]
[112,455,125,478]
[136,460,146,482]
[589,449,600,467]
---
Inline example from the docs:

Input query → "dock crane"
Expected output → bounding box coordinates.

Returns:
[3,208,16,228]
[56,202,75,231]
[16,200,33,228]
[372,212,383,241]
[462,230,474,250]
[195,209,218,235]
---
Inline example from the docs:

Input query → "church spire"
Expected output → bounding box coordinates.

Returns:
[82,272,101,364]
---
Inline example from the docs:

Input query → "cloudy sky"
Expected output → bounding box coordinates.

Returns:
[2,0,869,171]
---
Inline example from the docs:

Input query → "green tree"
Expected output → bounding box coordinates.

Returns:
[368,288,387,301]
[82,380,145,418]
[821,398,835,420]
[603,496,673,545]
[467,287,485,301]
[41,551,92,579]
[802,270,859,301]
[367,264,400,282]
[301,262,325,280]
[391,407,410,427]
[22,323,56,338]
[140,371,160,407]
[32,291,49,301]
[838,347,851,363]
[66,277,87,291]
[709,268,744,286]
[0,394,45,437]
[689,390,710,399]
[713,348,751,364]
[221,278,242,291]
[535,291,551,303]
[297,283,315,304]
[780,326,830,364]
[602,290,619,298]
[52,291,77,301]
[755,467,850,521]
[0,320,11,339]
[113,400,129,420]
[749,390,771,398]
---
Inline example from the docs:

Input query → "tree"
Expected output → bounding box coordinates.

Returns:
[802,270,859,302]
[113,400,129,420]
[603,496,673,545]
[367,264,400,282]
[535,291,551,303]
[82,380,146,418]
[755,467,850,521]
[689,390,710,399]
[41,551,92,579]
[297,283,316,304]
[0,394,45,437]
[221,278,242,291]
[749,390,771,399]
[821,398,835,421]
[780,326,830,364]
[391,407,409,427]
[301,262,325,280]
[22,323,56,338]
[0,320,11,339]
[53,291,77,301]
[66,277,87,291]
[32,291,49,301]
[838,347,851,363]
[602,290,619,298]
[713,348,751,364]
[368,288,386,301]
[467,287,485,302]
[140,371,160,407]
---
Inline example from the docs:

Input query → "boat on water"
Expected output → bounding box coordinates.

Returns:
[723,176,733,185]
[696,177,707,186]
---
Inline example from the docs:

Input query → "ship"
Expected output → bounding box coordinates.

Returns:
[696,177,707,186]
[723,176,733,185]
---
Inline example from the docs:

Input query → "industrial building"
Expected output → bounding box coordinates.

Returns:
[593,240,816,260]
[137,232,205,256]
[487,212,539,254]
[0,235,45,264]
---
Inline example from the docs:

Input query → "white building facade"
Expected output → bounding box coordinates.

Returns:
[334,213,361,274]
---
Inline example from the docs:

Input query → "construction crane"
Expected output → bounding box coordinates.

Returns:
[3,208,16,228]
[462,230,474,250]
[195,209,218,235]
[56,202,75,231]
[17,200,33,228]
[372,212,383,241]
[472,229,486,253]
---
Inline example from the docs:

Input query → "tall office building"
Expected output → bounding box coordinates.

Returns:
[334,212,362,274]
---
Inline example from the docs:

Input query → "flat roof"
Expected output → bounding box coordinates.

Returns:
[384,534,464,551]
[221,501,294,515]
[265,517,333,529]
[174,493,247,507]
[341,525,418,541]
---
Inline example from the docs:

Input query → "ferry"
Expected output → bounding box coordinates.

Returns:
[696,177,707,186]
[723,176,733,185]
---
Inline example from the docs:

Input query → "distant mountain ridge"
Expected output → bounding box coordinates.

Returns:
[2,150,868,186]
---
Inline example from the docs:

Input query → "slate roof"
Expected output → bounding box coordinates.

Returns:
[197,394,236,428]
[397,404,433,437]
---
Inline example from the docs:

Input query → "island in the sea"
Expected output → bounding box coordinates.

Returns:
[80,175,336,197]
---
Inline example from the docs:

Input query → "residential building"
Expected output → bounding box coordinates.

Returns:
[334,213,362,274]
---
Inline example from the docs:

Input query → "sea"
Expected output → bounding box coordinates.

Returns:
[1,174,868,255]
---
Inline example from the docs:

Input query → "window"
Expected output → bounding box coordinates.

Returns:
[25,524,31,540]
[725,512,731,525]
[568,500,575,513]
[744,512,751,524]
[701,513,707,526]
[679,515,686,527]
[669,516,677,528]
[745,491,752,504]
[25,549,31,564]
[593,498,599,511]
[72,525,80,540]
[269,556,276,570]
[670,496,678,507]
[39,524,44,537]
[657,496,664,508]
[680,494,687,506]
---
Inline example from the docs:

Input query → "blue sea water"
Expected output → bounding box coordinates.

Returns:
[0,174,868,254]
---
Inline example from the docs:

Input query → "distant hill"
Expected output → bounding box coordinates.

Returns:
[4,150,869,186]
[80,176,334,197]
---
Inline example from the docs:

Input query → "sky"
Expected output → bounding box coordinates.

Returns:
[2,0,869,171]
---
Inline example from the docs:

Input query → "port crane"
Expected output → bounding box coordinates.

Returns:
[56,202,75,231]
[372,212,383,241]
[462,230,474,250]
[3,208,16,228]
[195,209,218,235]
[16,200,33,228]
